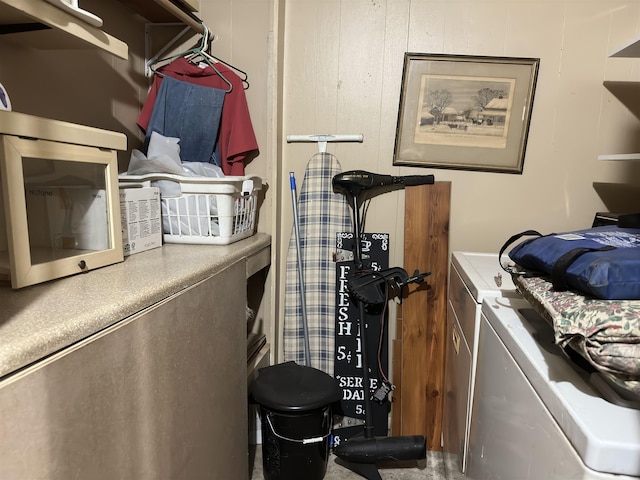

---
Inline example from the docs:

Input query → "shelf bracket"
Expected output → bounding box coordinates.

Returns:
[144,22,193,77]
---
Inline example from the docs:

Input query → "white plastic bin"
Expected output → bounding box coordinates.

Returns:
[119,173,261,245]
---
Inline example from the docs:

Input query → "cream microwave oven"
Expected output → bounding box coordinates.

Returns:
[0,111,126,288]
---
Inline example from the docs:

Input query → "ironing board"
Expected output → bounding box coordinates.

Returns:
[283,152,351,375]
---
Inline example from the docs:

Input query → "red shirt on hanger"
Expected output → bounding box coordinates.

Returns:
[137,57,258,176]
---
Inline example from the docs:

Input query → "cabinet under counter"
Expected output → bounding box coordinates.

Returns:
[0,233,270,480]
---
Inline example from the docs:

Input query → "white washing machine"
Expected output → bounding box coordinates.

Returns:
[467,296,640,479]
[442,252,519,477]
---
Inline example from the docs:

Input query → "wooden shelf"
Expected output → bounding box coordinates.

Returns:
[0,0,128,59]
[609,36,640,58]
[603,81,640,118]
[121,0,200,23]
[598,153,640,161]
[0,110,127,150]
[599,82,640,161]
[600,40,640,161]
[0,0,202,60]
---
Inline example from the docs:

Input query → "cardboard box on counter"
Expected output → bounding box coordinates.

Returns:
[120,187,162,256]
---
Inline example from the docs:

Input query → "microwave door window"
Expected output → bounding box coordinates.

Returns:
[22,157,110,264]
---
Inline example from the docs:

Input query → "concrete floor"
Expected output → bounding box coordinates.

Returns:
[249,445,453,479]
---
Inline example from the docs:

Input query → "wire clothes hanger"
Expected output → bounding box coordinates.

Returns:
[203,45,250,90]
[147,24,233,93]
[185,25,250,90]
[206,54,250,90]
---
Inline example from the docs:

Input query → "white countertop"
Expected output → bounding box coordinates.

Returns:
[0,233,270,379]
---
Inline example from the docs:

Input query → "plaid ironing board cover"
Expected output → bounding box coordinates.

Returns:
[283,152,352,375]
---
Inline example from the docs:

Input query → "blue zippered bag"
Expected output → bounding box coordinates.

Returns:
[500,226,640,300]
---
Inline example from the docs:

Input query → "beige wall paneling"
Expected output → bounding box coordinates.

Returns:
[199,1,278,362]
[268,0,287,362]
[279,0,341,362]
[334,1,406,267]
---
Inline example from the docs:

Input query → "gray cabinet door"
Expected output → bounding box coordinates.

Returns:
[0,260,248,480]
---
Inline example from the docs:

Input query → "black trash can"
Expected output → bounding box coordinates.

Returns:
[251,362,341,480]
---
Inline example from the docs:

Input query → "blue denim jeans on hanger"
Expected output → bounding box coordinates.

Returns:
[144,75,225,165]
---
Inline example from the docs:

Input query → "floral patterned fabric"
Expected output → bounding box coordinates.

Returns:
[514,273,640,396]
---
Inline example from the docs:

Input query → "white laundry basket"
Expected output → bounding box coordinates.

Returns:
[119,173,261,245]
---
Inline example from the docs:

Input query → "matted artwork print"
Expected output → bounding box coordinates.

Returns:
[393,53,539,174]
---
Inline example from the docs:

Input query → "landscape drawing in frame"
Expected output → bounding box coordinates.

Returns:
[393,53,540,174]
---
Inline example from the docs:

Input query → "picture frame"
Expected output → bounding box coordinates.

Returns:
[393,53,539,174]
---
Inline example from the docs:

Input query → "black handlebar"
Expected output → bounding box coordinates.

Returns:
[399,175,435,186]
[333,170,435,197]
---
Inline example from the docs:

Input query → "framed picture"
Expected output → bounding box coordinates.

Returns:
[393,53,539,174]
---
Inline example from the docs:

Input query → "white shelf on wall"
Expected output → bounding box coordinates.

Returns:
[122,0,200,22]
[609,35,640,58]
[0,0,128,59]
[599,38,640,161]
[0,0,202,60]
[597,82,640,161]
[598,153,640,161]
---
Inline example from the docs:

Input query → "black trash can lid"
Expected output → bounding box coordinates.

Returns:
[251,361,341,412]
